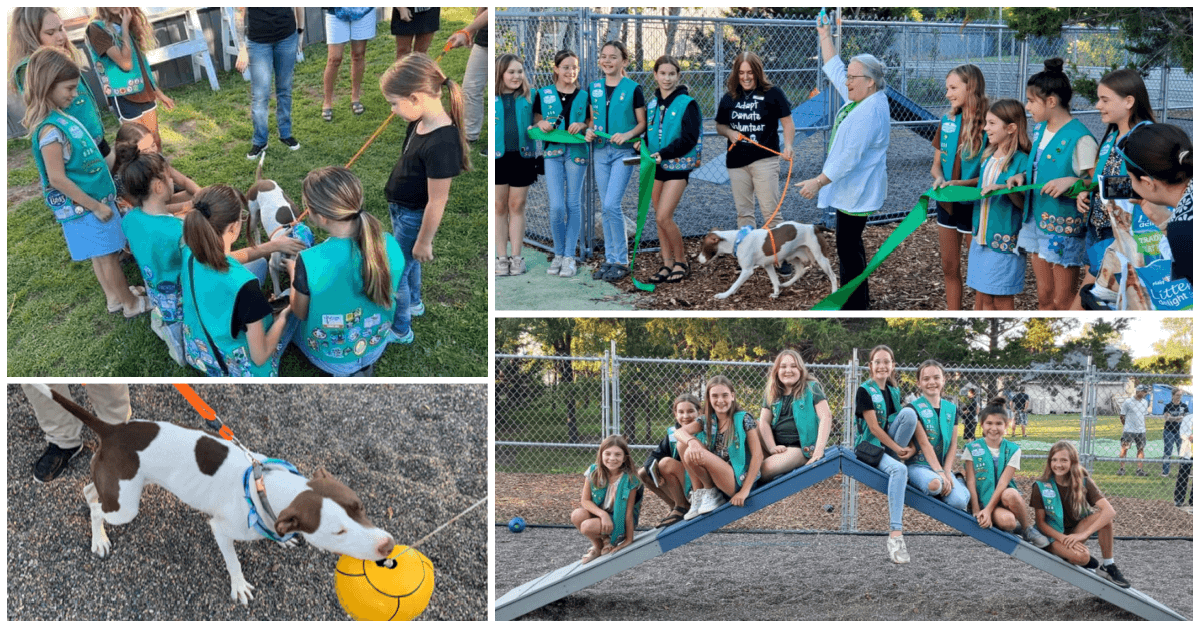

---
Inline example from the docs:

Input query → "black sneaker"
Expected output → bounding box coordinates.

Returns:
[592,263,613,280]
[280,137,300,151]
[1097,562,1131,588]
[33,443,82,483]
[246,143,267,160]
[776,260,795,276]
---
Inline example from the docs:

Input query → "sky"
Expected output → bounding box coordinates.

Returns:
[1121,318,1184,359]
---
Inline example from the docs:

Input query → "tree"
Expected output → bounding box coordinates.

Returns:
[1006,8,1193,73]
[1134,319,1192,373]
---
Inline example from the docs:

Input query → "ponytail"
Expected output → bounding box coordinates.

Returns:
[183,185,245,271]
[356,212,393,307]
[381,52,472,172]
[443,77,472,172]
[113,141,168,206]
[302,166,393,307]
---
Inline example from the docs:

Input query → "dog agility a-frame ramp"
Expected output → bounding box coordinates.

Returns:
[495,447,1186,621]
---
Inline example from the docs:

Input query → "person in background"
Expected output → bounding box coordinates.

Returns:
[1161,388,1188,477]
[448,8,487,154]
[21,384,131,482]
[391,7,440,59]
[1117,384,1151,476]
[236,7,304,159]
[321,7,377,121]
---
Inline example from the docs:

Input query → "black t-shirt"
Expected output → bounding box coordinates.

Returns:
[962,397,978,421]
[1012,393,1030,412]
[474,25,487,48]
[715,86,792,169]
[500,93,519,154]
[231,280,272,339]
[247,8,297,44]
[643,421,682,471]
[385,123,464,208]
[1167,220,1192,284]
[1163,401,1189,423]
[646,87,700,160]
[764,383,828,448]
[855,386,898,420]
[532,89,584,128]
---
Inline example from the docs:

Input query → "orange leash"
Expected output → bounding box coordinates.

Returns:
[727,134,794,266]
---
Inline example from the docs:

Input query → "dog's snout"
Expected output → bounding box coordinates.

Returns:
[376,536,395,558]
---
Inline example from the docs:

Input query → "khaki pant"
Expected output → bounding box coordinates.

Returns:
[22,384,130,449]
[729,157,783,228]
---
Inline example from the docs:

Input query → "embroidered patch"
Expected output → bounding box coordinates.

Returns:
[322,314,345,328]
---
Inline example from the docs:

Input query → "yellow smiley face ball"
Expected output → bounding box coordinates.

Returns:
[335,545,435,621]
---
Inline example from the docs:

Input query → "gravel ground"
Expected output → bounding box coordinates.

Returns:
[6,384,486,621]
[497,528,1192,621]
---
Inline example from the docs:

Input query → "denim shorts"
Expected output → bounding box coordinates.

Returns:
[1034,229,1086,267]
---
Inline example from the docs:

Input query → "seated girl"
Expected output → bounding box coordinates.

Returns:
[636,393,702,528]
[571,435,643,564]
[758,349,832,480]
[896,360,970,512]
[675,375,764,520]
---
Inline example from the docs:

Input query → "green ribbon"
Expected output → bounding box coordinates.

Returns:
[529,127,656,291]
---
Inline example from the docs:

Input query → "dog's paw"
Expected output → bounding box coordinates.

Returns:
[230,576,256,605]
[770,292,780,299]
[714,292,731,300]
[91,533,111,557]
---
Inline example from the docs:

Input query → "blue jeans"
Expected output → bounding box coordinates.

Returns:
[1163,422,1183,475]
[877,410,918,531]
[592,142,636,265]
[907,464,970,512]
[545,153,586,259]
[388,203,423,335]
[248,31,298,146]
[244,258,268,286]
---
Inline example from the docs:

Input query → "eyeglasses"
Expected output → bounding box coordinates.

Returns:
[846,74,870,82]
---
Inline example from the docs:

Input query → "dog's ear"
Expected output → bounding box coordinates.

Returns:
[276,205,296,225]
[274,491,323,535]
[311,467,332,481]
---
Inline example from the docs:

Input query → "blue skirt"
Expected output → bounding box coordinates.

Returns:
[966,241,1025,296]
[61,205,127,261]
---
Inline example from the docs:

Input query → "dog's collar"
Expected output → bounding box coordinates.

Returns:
[734,225,753,250]
[243,458,303,543]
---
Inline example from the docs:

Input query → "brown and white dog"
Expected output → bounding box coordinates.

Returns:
[29,385,394,605]
[697,221,839,299]
[246,153,305,299]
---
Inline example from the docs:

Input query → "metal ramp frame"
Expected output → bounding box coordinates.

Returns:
[496,447,1186,621]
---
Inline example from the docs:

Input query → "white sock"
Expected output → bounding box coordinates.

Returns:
[1101,557,1114,566]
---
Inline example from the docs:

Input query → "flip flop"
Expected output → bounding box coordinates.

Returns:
[351,101,365,115]
[600,545,614,556]
[580,546,601,564]
[322,108,333,122]
[122,294,152,319]
[658,506,688,528]
[108,285,147,313]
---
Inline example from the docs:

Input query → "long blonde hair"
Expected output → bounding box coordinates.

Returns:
[302,166,393,308]
[381,52,471,172]
[947,64,988,160]
[21,46,79,133]
[92,8,155,52]
[589,435,636,489]
[982,99,1031,173]
[763,349,812,407]
[8,8,84,93]
[1040,441,1091,519]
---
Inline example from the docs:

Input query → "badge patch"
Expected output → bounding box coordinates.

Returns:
[322,314,345,328]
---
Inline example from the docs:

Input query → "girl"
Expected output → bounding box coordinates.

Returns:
[854,345,918,563]
[896,360,970,512]
[380,53,469,343]
[585,41,647,283]
[636,55,701,284]
[493,53,535,277]
[1073,69,1156,308]
[115,142,185,363]
[86,8,175,139]
[961,397,1050,547]
[675,376,764,520]
[571,435,643,563]
[180,185,295,377]
[1031,441,1131,588]
[533,49,592,278]
[23,46,149,319]
[967,99,1032,310]
[112,121,199,214]
[758,349,833,480]
[1007,58,1097,311]
[931,64,988,310]
[9,8,110,165]
[287,166,404,377]
[637,393,703,527]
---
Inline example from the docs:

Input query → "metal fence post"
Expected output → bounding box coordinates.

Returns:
[1159,62,1170,123]
[1080,357,1095,474]
[841,350,860,532]
[1017,38,1029,100]
[610,338,621,438]
[601,349,610,441]
[712,21,722,118]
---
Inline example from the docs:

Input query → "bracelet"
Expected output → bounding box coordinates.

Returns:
[454,29,470,40]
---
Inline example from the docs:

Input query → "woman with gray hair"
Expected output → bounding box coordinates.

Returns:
[797,20,891,310]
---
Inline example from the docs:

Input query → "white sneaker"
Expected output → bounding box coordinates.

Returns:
[697,488,725,514]
[887,535,910,564]
[547,256,563,274]
[495,256,509,276]
[683,490,706,521]
[559,257,578,277]
[508,255,527,276]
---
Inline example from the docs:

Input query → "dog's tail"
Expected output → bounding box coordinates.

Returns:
[254,150,265,185]
[27,385,119,439]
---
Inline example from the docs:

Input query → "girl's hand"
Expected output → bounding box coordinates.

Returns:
[447,31,470,49]
[276,305,291,321]
[584,128,597,142]
[770,445,787,455]
[157,90,175,111]
[1063,532,1087,550]
[796,177,823,199]
[806,449,825,465]
[895,445,916,460]
[610,131,628,145]
[614,538,632,552]
[730,489,749,507]
[269,237,307,256]
[567,122,588,135]
[397,7,413,21]
[1076,191,1091,214]
[941,469,955,497]
[651,152,662,165]
[981,183,1007,195]
[92,200,114,222]
[413,240,434,262]
[976,508,993,528]
[535,120,555,133]
[932,174,947,189]
[1041,176,1077,198]
[120,7,132,30]
[599,513,613,536]
[1006,172,1025,189]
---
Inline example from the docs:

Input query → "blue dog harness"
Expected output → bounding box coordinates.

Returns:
[734,225,753,251]
[242,458,303,543]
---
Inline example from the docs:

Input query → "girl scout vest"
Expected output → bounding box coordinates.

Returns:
[1033,478,1090,534]
[587,464,641,546]
[647,91,700,171]
[939,113,986,181]
[492,92,534,158]
[537,85,589,163]
[31,110,117,223]
[702,411,752,489]
[86,20,157,98]
[589,77,638,145]
[908,396,957,468]
[296,236,404,366]
[857,380,902,447]
[1027,118,1092,237]
[668,425,708,496]
[121,209,184,323]
[974,150,1031,254]
[770,381,821,455]
[13,57,104,142]
[181,249,278,378]
[966,438,1020,507]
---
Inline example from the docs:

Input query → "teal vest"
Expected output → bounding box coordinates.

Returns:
[857,380,902,447]
[181,249,278,377]
[31,110,117,223]
[939,113,986,181]
[966,438,1020,508]
[86,20,157,97]
[587,464,641,546]
[13,57,104,142]
[668,425,708,496]
[770,382,821,454]
[537,85,589,162]
[493,93,534,158]
[647,92,700,171]
[1027,118,1092,237]
[909,397,957,468]
[121,209,184,323]
[589,77,639,144]
[1034,479,1067,534]
[973,150,1031,254]
[701,411,752,489]
[296,236,403,366]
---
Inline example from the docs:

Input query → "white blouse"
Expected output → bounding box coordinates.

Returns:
[819,56,892,215]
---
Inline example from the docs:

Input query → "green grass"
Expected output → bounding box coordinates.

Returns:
[7,9,486,377]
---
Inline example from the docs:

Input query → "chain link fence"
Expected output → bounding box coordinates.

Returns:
[496,8,1193,252]
[496,349,1192,532]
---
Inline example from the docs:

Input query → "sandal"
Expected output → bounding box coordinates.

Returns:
[647,265,672,284]
[601,264,630,282]
[580,546,602,564]
[108,285,146,313]
[664,261,689,284]
[122,294,152,319]
[658,506,688,528]
[351,101,365,115]
[322,108,333,122]
[600,544,614,556]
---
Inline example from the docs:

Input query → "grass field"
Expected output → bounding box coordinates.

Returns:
[7,9,486,377]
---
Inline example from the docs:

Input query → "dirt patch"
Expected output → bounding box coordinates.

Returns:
[7,149,39,210]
